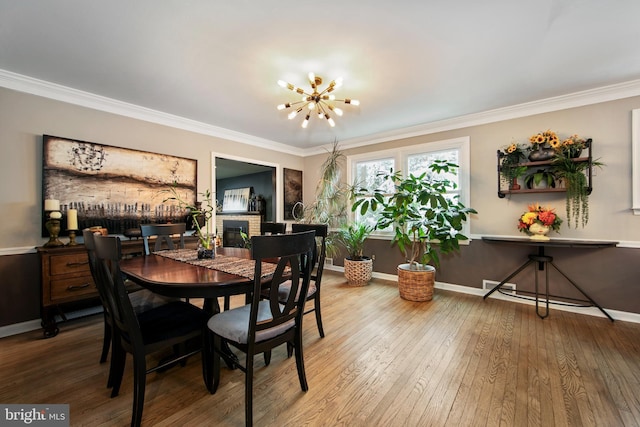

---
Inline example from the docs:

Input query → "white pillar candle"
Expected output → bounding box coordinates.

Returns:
[67,209,78,230]
[44,199,60,211]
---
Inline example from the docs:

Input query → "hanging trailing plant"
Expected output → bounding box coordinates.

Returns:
[551,150,603,228]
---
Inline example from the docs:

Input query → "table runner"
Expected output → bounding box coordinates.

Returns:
[153,248,280,280]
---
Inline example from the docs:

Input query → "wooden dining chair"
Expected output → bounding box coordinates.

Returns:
[260,221,286,235]
[139,223,186,255]
[204,230,316,427]
[84,229,182,391]
[289,223,328,338]
[93,234,210,427]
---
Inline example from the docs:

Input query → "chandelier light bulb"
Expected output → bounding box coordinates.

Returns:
[329,105,342,117]
[277,73,359,128]
[288,108,302,120]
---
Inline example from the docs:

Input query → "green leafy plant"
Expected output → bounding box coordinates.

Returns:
[552,151,603,228]
[163,183,215,249]
[352,160,477,269]
[524,169,556,189]
[334,222,374,260]
[500,142,529,185]
[293,140,348,228]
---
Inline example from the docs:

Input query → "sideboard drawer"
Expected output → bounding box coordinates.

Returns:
[49,275,97,302]
[49,252,90,276]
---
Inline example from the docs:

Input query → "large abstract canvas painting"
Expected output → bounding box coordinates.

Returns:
[42,135,197,236]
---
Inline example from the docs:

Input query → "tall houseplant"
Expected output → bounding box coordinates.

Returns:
[164,184,216,256]
[352,159,476,300]
[335,222,374,286]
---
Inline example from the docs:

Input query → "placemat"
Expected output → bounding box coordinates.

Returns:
[153,248,279,280]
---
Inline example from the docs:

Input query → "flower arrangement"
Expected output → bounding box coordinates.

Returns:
[518,203,562,235]
[558,134,587,157]
[500,141,528,185]
[529,129,560,149]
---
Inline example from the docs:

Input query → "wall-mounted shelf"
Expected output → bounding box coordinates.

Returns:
[497,139,593,198]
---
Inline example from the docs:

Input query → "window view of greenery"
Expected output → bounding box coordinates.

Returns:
[352,148,462,231]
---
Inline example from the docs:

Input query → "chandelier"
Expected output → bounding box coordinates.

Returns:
[277,72,359,128]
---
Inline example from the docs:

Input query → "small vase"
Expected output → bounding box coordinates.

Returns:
[197,236,215,259]
[528,146,555,162]
[528,222,550,240]
[567,147,583,158]
[509,178,521,191]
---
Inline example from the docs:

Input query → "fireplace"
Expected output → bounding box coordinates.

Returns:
[222,220,249,247]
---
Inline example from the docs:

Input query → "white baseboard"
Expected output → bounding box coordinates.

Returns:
[324,265,640,324]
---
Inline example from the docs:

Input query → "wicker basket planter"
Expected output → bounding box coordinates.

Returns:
[344,257,373,286]
[397,264,435,301]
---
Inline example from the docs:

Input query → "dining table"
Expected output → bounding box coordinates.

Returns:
[120,246,255,314]
[120,246,262,368]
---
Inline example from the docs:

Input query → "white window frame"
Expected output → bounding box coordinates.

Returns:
[346,136,472,239]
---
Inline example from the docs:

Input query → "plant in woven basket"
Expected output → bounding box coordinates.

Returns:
[352,159,477,270]
[335,221,374,286]
[334,222,373,260]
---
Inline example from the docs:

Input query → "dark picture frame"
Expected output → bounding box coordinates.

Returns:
[283,168,303,220]
[42,135,197,236]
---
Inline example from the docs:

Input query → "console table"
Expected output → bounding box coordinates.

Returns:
[482,237,618,321]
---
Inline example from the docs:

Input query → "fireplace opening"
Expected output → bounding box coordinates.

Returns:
[222,220,249,247]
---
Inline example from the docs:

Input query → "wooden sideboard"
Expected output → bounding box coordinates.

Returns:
[37,236,196,337]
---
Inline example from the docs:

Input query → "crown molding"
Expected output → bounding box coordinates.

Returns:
[0,69,306,157]
[2,68,640,158]
[327,79,640,155]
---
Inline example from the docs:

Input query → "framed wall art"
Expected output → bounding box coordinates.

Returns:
[283,168,302,220]
[42,135,197,236]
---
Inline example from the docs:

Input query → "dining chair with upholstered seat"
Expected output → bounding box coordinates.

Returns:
[204,230,316,427]
[288,223,328,339]
[139,223,186,255]
[260,221,286,235]
[93,234,210,427]
[84,229,183,391]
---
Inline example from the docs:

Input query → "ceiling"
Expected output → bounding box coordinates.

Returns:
[2,1,640,154]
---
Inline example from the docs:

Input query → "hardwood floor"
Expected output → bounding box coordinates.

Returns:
[1,271,639,426]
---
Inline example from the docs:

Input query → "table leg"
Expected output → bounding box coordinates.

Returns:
[483,258,534,299]
[548,261,614,322]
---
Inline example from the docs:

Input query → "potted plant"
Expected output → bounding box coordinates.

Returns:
[524,169,556,189]
[500,142,528,190]
[164,184,216,258]
[551,142,603,228]
[335,222,374,286]
[352,160,477,301]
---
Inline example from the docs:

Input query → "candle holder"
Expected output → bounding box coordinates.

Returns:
[67,229,78,246]
[44,213,64,247]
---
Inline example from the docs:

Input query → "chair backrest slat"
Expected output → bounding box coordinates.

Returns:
[140,223,186,255]
[291,223,328,282]
[260,222,286,235]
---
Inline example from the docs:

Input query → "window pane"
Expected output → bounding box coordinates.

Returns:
[355,158,394,193]
[407,150,459,188]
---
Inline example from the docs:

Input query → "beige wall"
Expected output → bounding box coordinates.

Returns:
[304,96,640,243]
[0,87,304,249]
